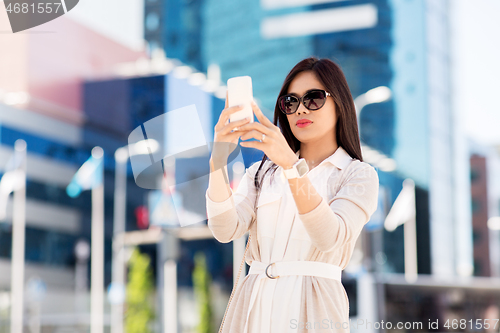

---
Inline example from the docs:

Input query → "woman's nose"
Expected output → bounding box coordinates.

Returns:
[297,103,310,115]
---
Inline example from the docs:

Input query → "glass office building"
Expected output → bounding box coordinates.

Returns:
[146,0,474,276]
[0,101,151,290]
[83,72,266,289]
[0,73,224,282]
[0,63,255,330]
[146,0,392,154]
[146,0,421,273]
[144,0,476,326]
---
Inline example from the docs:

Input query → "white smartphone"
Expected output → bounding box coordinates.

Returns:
[227,76,254,123]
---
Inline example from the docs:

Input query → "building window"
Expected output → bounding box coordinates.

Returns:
[470,168,480,183]
[471,199,481,214]
[472,229,481,244]
[146,12,160,32]
[473,259,481,276]
[148,41,161,56]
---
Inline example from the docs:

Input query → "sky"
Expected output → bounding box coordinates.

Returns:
[65,0,145,51]
[451,0,500,146]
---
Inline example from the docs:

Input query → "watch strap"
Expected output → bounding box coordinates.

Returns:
[283,158,309,179]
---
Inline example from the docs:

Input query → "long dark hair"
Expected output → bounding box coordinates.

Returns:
[253,57,363,202]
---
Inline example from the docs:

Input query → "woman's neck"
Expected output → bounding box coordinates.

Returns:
[299,141,339,170]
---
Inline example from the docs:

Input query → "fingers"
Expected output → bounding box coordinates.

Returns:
[236,119,271,136]
[226,130,244,143]
[240,140,262,149]
[251,99,274,128]
[224,104,244,115]
[221,117,251,135]
[218,90,229,130]
[216,104,244,130]
[214,127,243,146]
[240,129,267,142]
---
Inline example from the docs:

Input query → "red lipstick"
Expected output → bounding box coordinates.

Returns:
[296,119,312,128]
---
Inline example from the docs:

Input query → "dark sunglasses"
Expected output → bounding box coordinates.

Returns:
[278,89,332,115]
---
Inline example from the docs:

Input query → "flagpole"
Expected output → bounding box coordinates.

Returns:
[384,178,417,282]
[90,147,105,333]
[162,158,179,333]
[10,139,26,333]
[404,179,417,283]
[111,147,128,333]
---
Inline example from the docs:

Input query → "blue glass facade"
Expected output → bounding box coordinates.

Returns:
[0,125,93,269]
[388,0,429,188]
[83,73,265,286]
[312,0,394,157]
[0,71,252,289]
[166,0,204,72]
[0,126,145,289]
[0,224,75,267]
[148,0,417,275]
[154,0,395,157]
[202,0,314,117]
[0,77,168,285]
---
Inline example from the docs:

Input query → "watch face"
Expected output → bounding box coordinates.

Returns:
[297,159,309,177]
[283,158,309,179]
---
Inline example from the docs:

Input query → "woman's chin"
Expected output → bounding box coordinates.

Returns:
[294,134,313,143]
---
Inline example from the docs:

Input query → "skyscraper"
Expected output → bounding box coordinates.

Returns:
[146,0,476,325]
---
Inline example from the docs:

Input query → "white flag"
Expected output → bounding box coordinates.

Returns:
[0,153,26,221]
[66,150,103,198]
[384,178,415,232]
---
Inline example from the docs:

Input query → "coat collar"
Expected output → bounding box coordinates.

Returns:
[295,145,353,170]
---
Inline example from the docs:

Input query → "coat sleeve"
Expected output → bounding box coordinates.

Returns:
[297,164,379,252]
[205,161,261,243]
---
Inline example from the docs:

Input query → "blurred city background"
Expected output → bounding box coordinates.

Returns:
[1,0,500,332]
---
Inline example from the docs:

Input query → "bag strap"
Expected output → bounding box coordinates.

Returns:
[218,232,252,333]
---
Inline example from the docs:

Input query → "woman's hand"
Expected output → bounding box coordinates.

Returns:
[211,91,252,163]
[239,100,299,169]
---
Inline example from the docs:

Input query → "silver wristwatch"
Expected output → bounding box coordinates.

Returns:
[283,158,309,179]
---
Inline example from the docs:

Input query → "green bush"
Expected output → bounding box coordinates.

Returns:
[193,251,214,333]
[125,248,155,333]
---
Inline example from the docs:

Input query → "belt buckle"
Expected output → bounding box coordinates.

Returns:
[265,262,279,279]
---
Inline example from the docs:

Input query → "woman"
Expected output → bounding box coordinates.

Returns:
[206,57,379,333]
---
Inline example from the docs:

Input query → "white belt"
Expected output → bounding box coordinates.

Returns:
[249,260,342,281]
[242,261,342,333]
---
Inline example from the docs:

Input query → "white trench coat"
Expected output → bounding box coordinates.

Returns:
[206,145,379,333]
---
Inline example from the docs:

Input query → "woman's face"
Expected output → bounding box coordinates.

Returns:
[286,70,337,145]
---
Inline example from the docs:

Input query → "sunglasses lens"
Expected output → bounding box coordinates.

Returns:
[279,95,299,114]
[303,90,327,110]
